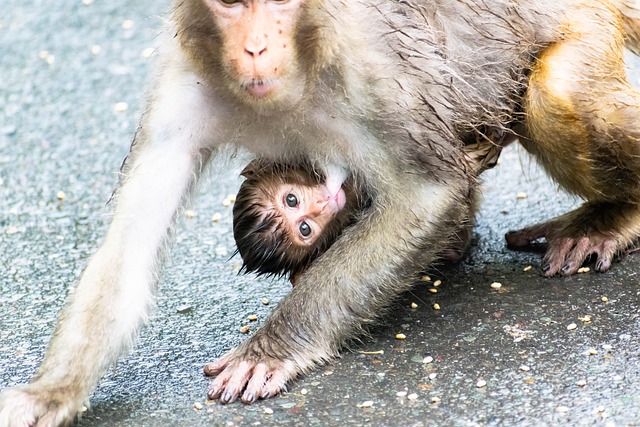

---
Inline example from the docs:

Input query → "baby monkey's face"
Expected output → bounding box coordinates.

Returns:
[274,182,347,247]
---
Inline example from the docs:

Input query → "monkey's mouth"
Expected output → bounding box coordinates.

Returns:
[243,79,277,98]
[332,188,347,211]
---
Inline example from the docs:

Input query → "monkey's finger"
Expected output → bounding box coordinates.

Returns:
[559,236,591,276]
[241,363,270,403]
[505,224,548,247]
[203,351,235,377]
[207,375,228,401]
[259,368,289,400]
[541,237,574,277]
[594,240,617,272]
[216,361,254,404]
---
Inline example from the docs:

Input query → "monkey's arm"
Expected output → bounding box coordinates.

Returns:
[0,63,214,427]
[205,173,468,403]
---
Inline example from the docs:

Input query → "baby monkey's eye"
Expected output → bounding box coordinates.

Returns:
[299,221,311,237]
[285,194,298,207]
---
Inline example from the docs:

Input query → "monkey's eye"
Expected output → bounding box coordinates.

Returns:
[299,221,311,237]
[219,0,242,4]
[285,193,298,207]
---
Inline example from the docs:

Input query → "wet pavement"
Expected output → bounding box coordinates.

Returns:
[1,1,640,426]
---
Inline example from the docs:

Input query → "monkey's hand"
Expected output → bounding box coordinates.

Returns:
[0,384,82,427]
[204,344,299,404]
[505,202,640,276]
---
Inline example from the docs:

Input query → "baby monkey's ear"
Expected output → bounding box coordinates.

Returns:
[240,160,261,178]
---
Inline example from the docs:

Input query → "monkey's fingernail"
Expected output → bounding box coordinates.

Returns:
[223,391,233,403]
[260,390,270,399]
[596,259,610,271]
[561,263,572,273]
[244,392,255,402]
[542,263,551,272]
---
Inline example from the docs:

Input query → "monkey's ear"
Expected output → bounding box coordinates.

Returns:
[240,160,260,178]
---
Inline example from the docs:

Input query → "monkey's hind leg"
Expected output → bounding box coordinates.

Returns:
[508,4,640,276]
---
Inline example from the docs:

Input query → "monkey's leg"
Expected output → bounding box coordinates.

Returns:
[0,80,210,426]
[205,176,469,403]
[508,4,640,276]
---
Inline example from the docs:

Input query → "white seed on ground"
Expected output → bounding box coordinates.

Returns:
[476,379,487,388]
[587,348,598,355]
[193,402,203,410]
[222,198,232,206]
[567,323,577,331]
[247,314,258,321]
[185,210,196,218]
[519,365,530,372]
[410,302,418,309]
[395,333,406,340]
[301,388,308,395]
[420,275,431,282]
[5,226,18,235]
[556,406,570,413]
[264,407,274,414]
[211,212,222,222]
[359,400,374,408]
[602,344,613,350]
[239,325,250,333]
[114,102,128,112]
[429,373,438,380]
[577,267,590,273]
[56,191,65,200]
[577,379,587,387]
[91,45,101,55]
[431,396,441,403]
[122,20,135,30]
[523,265,533,272]
[516,192,527,199]
[601,296,609,302]
[490,282,502,289]
[433,303,441,310]
[578,315,592,323]
[407,393,418,400]
[261,298,270,305]
[423,356,433,364]
[433,280,442,287]
[428,288,438,293]
[396,391,408,397]
[82,0,93,4]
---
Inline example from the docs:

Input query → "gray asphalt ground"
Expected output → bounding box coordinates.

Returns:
[1,1,640,426]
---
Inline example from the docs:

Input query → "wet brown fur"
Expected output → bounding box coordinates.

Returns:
[3,1,640,425]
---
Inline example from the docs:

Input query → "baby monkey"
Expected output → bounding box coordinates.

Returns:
[233,141,503,284]
[233,160,365,285]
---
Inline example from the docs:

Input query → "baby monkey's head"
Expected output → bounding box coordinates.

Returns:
[233,160,356,283]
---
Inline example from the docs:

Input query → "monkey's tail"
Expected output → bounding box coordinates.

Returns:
[618,0,640,54]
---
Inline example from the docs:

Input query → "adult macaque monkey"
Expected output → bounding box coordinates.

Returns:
[2,0,640,425]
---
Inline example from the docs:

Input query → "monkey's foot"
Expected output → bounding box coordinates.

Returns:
[204,350,297,404]
[0,385,81,427]
[505,203,640,276]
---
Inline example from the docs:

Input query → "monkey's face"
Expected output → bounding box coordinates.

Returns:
[203,0,307,106]
[274,182,346,247]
